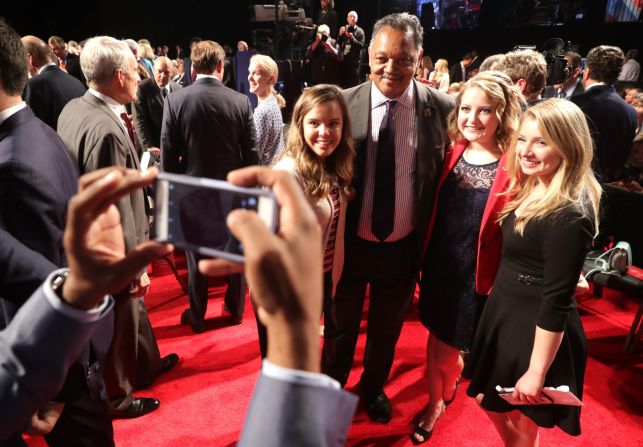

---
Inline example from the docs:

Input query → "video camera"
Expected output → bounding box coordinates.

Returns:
[515,38,579,86]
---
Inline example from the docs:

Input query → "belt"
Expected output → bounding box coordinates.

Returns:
[515,273,543,286]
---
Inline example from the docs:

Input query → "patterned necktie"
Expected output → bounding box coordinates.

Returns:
[557,89,566,99]
[161,87,167,99]
[120,112,138,151]
[372,100,397,241]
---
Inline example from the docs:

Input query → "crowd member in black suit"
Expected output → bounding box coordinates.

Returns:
[161,40,258,333]
[58,36,178,420]
[48,35,85,85]
[449,52,475,83]
[318,0,339,37]
[0,18,111,447]
[542,51,585,99]
[21,35,85,130]
[132,56,182,160]
[337,10,366,89]
[494,49,547,105]
[182,37,202,87]
[571,45,637,183]
[322,12,454,423]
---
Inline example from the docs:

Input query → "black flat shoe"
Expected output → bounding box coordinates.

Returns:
[180,308,204,334]
[158,353,179,375]
[411,423,432,445]
[364,391,392,423]
[110,397,160,419]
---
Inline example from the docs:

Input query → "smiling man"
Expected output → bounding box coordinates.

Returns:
[322,13,454,423]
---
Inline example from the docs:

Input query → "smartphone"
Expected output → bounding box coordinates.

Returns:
[154,172,279,262]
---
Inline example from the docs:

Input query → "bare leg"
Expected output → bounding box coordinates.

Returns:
[506,410,540,447]
[413,334,455,443]
[475,394,515,446]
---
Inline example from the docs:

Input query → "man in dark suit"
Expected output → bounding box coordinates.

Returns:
[48,35,85,85]
[449,52,474,83]
[571,45,637,182]
[58,36,178,420]
[161,40,258,333]
[21,35,85,130]
[322,13,454,423]
[132,56,182,159]
[0,19,112,447]
[542,51,585,100]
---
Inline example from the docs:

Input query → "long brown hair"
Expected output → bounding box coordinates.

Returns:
[284,84,355,200]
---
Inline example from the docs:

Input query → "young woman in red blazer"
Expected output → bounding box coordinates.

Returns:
[412,71,524,444]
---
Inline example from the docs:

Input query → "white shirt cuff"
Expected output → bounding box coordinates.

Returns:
[262,359,340,390]
[42,269,113,322]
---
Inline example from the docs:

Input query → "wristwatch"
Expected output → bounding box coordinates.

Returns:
[51,270,70,300]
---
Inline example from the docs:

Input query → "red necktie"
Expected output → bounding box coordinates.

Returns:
[120,112,138,151]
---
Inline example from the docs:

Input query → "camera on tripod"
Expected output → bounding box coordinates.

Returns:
[514,39,578,86]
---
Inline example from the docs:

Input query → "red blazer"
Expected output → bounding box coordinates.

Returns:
[421,139,511,296]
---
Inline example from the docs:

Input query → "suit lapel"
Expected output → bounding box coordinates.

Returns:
[83,92,140,169]
[414,80,438,200]
[348,82,371,198]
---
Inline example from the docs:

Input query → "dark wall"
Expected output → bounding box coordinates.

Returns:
[2,1,640,60]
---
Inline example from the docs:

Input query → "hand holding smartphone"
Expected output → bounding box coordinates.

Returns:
[154,172,278,262]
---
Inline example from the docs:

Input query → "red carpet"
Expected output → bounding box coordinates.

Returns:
[26,257,643,446]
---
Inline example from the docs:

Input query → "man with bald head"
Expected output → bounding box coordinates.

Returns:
[22,35,85,130]
[132,56,182,159]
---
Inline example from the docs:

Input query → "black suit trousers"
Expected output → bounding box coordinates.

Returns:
[322,232,417,396]
[186,250,246,322]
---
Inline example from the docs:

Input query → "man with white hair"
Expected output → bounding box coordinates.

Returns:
[58,36,178,420]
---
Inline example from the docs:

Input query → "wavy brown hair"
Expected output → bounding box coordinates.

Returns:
[284,84,355,200]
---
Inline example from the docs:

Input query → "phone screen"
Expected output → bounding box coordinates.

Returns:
[155,173,277,262]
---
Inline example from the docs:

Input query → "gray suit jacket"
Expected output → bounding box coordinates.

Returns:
[342,80,454,261]
[0,273,113,441]
[58,91,149,270]
[238,374,358,447]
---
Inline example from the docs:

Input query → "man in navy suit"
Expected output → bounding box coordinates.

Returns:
[21,35,85,130]
[182,37,202,87]
[571,45,637,182]
[161,40,258,333]
[48,35,85,85]
[0,18,114,447]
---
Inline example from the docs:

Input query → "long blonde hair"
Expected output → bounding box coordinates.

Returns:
[285,84,354,200]
[499,99,602,235]
[250,54,286,108]
[447,70,524,150]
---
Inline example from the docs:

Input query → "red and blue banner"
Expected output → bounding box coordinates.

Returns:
[605,0,642,22]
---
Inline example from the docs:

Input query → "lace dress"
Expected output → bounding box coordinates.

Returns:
[419,155,499,350]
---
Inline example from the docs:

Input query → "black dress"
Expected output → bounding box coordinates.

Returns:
[420,156,499,350]
[464,208,593,436]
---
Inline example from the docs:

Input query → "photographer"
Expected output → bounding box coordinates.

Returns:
[542,51,585,99]
[337,11,365,88]
[305,24,342,86]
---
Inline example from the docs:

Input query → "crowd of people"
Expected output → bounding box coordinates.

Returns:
[1,2,641,446]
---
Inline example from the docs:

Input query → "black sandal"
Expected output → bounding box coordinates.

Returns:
[411,423,433,445]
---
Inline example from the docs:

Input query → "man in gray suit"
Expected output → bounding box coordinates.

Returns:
[322,13,454,423]
[58,36,178,419]
[132,56,182,160]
